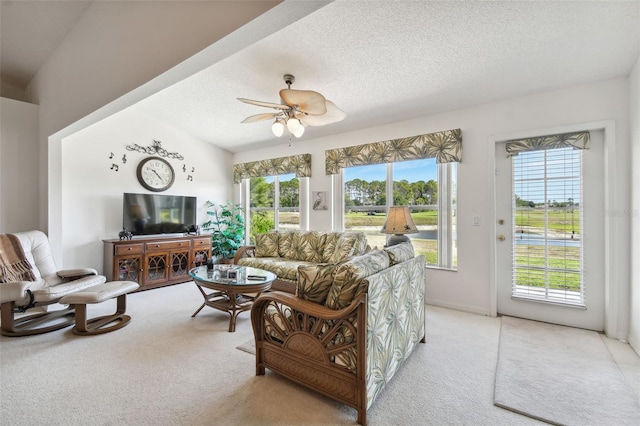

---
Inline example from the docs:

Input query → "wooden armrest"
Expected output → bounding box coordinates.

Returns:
[233,245,256,263]
[252,291,366,321]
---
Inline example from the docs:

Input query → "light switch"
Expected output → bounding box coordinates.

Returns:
[473,216,480,226]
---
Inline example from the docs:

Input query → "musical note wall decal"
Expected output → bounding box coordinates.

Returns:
[187,175,193,181]
[110,164,119,171]
[182,164,186,172]
[122,154,127,164]
[109,152,114,159]
[191,167,195,172]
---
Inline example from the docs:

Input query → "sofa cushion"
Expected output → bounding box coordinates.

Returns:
[352,232,369,256]
[277,232,294,257]
[237,257,317,281]
[321,232,343,262]
[297,263,338,304]
[285,231,326,262]
[383,241,415,265]
[325,249,390,310]
[327,232,366,264]
[254,232,279,258]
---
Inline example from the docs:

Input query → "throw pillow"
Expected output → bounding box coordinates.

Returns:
[325,249,390,310]
[278,231,294,257]
[383,241,415,265]
[296,263,338,304]
[321,232,343,262]
[327,233,359,264]
[284,231,327,262]
[254,232,279,258]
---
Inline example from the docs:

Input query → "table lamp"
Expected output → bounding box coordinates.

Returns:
[381,206,419,246]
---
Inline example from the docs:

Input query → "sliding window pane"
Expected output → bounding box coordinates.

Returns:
[278,173,299,231]
[393,158,440,265]
[249,176,274,241]
[344,164,387,249]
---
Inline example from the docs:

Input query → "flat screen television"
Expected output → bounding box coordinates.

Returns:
[123,193,197,236]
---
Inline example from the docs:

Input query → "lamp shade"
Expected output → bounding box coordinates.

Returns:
[381,206,419,246]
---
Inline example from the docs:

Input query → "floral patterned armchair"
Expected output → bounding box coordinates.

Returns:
[251,243,426,425]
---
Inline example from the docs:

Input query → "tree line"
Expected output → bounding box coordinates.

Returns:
[345,178,438,207]
[250,176,440,208]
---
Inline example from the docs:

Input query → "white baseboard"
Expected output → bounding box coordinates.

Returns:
[425,298,492,316]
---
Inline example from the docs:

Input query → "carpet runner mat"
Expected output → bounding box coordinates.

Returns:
[494,316,640,425]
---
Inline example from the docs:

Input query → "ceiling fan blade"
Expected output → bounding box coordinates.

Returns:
[241,113,280,123]
[300,100,346,127]
[279,89,327,115]
[237,98,291,110]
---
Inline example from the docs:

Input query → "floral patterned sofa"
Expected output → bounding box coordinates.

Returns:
[233,230,369,293]
[250,242,426,425]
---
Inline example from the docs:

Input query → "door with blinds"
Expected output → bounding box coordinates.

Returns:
[494,130,605,331]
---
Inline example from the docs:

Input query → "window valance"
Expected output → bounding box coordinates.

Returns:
[325,128,462,175]
[505,131,590,158]
[233,153,311,184]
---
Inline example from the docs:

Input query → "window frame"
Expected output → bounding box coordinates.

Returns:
[340,159,457,270]
[240,174,305,244]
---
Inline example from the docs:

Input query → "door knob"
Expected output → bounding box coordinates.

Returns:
[497,235,506,241]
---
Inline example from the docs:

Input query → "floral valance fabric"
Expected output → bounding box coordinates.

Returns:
[233,153,311,183]
[505,131,590,158]
[325,128,462,175]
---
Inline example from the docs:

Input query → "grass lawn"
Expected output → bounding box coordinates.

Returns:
[515,208,581,233]
[344,210,438,227]
[261,210,582,286]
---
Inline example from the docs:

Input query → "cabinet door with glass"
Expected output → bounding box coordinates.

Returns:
[115,254,143,283]
[169,249,191,281]
[144,251,169,286]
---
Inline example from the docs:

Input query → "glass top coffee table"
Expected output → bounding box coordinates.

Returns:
[188,265,276,332]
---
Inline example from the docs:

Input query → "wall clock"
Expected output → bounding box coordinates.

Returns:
[136,156,175,192]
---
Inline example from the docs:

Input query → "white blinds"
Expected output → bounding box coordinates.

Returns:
[511,147,585,307]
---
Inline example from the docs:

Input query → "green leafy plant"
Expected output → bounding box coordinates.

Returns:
[250,210,274,243]
[202,201,245,260]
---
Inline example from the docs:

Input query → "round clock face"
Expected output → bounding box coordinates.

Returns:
[136,156,175,192]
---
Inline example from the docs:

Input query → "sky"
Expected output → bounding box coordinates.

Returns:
[344,158,439,183]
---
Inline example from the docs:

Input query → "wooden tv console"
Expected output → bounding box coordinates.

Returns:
[103,235,211,292]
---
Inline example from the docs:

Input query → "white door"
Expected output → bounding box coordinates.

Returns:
[494,131,605,331]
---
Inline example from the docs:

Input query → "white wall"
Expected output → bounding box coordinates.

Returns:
[0,98,39,233]
[630,56,640,353]
[21,0,323,265]
[62,108,232,273]
[234,78,632,337]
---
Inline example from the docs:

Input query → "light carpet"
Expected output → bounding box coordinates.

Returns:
[495,316,640,426]
[236,338,255,355]
[1,283,637,425]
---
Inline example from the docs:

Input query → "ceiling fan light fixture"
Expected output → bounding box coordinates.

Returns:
[287,117,301,133]
[239,74,346,141]
[272,120,285,137]
[293,124,305,138]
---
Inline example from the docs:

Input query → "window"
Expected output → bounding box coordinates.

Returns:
[248,173,299,240]
[344,158,457,269]
[512,147,584,306]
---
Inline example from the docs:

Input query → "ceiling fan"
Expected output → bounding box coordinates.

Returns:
[238,74,346,138]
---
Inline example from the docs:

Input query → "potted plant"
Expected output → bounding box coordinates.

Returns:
[202,201,245,263]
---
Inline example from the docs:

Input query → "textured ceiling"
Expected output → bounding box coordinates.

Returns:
[132,1,640,153]
[2,1,638,154]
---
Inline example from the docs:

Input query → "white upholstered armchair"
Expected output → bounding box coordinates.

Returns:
[0,230,106,336]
